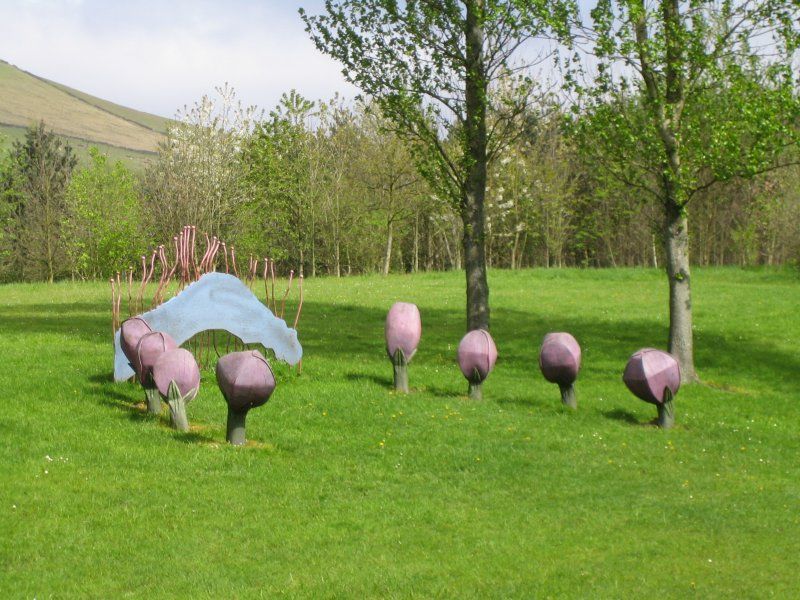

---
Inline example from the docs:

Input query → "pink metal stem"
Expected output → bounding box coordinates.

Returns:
[270,259,276,313]
[280,270,294,319]
[293,274,304,329]
[264,256,269,307]
[110,277,117,332]
[230,246,239,278]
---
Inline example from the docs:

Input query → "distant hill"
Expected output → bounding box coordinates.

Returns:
[0,59,171,168]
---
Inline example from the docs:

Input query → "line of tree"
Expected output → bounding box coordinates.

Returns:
[3,89,796,285]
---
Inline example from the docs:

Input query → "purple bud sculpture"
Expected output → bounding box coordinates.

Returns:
[457,329,498,400]
[120,318,156,409]
[623,348,681,429]
[539,332,582,409]
[216,350,276,445]
[385,302,421,393]
[135,331,178,414]
[152,348,200,432]
[120,317,152,367]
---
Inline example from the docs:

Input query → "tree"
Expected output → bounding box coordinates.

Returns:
[0,137,21,281]
[143,84,258,242]
[354,105,421,275]
[314,97,361,277]
[242,91,319,275]
[0,121,77,282]
[485,106,580,269]
[65,148,144,279]
[568,0,800,380]
[301,0,574,331]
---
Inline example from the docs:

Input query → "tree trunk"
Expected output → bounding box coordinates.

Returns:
[651,234,659,268]
[635,0,696,380]
[334,238,341,278]
[45,197,54,283]
[440,229,454,268]
[299,247,305,278]
[665,202,697,381]
[383,221,393,275]
[397,243,404,273]
[413,212,419,273]
[426,222,434,271]
[454,231,463,271]
[511,230,520,269]
[310,209,316,278]
[462,1,490,331]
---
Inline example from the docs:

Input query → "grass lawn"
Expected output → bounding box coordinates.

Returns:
[1,268,798,598]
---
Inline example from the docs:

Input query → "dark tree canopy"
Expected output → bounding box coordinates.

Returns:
[1,121,77,282]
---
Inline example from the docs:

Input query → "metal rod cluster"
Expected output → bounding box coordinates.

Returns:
[110,225,305,370]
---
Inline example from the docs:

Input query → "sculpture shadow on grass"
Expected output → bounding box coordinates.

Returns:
[170,429,217,445]
[87,369,217,438]
[0,302,108,342]
[87,372,139,405]
[345,372,392,388]
[92,388,152,424]
[602,408,653,426]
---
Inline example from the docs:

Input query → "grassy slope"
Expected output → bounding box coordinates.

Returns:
[0,60,163,155]
[0,123,156,171]
[0,268,797,598]
[43,78,170,134]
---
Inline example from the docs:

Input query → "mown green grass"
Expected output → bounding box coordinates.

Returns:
[1,268,798,598]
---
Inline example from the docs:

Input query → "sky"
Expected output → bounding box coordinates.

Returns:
[0,0,358,118]
[0,0,598,119]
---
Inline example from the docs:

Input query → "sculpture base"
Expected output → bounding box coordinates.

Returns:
[559,383,577,409]
[144,386,161,414]
[226,409,247,446]
[468,381,483,400]
[657,397,675,429]
[166,382,189,432]
[392,349,409,393]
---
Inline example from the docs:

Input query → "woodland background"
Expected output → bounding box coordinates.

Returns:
[1,78,798,284]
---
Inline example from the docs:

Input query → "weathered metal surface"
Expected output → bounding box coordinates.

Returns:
[623,348,681,405]
[216,350,275,412]
[153,348,200,401]
[457,329,498,383]
[120,317,152,367]
[539,332,581,386]
[135,331,177,385]
[385,302,422,361]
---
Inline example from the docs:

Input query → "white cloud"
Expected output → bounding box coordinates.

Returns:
[0,0,356,116]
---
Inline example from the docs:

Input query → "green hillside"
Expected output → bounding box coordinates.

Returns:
[0,123,157,170]
[0,59,169,167]
[43,78,170,135]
